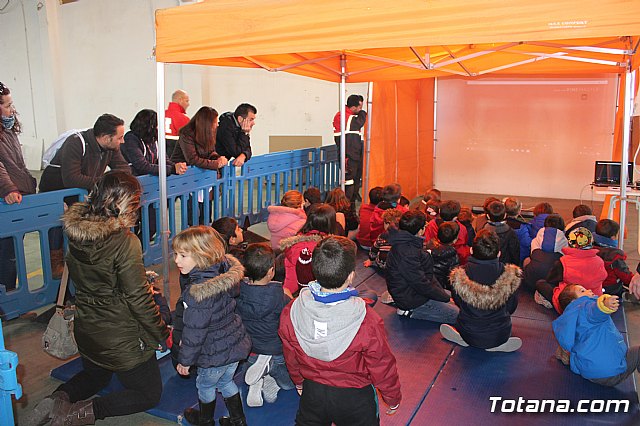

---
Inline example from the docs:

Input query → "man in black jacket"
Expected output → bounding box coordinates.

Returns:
[216,103,257,167]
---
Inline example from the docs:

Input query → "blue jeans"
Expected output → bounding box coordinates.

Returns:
[196,362,239,403]
[247,354,295,390]
[411,299,459,324]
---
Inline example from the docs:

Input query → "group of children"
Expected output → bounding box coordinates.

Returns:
[164,184,639,426]
[169,214,400,425]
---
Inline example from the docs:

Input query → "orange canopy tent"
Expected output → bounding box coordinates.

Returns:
[153,0,640,284]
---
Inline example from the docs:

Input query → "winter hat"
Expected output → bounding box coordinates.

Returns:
[567,227,594,249]
[296,247,315,286]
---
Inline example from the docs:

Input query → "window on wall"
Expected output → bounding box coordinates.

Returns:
[434,76,617,200]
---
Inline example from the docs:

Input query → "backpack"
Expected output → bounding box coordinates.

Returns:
[41,129,89,169]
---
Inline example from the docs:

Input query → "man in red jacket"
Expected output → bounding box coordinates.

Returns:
[165,90,190,155]
[279,236,401,425]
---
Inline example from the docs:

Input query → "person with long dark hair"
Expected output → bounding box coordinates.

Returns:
[24,171,169,426]
[0,81,37,291]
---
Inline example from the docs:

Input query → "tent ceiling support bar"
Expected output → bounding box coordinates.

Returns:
[243,56,274,71]
[442,46,473,76]
[293,53,341,76]
[518,51,624,67]
[410,47,431,70]
[347,64,398,77]
[526,41,632,55]
[433,42,520,68]
[344,51,425,70]
[476,54,563,75]
[274,53,341,72]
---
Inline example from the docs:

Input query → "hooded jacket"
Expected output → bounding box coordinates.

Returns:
[482,221,520,266]
[177,255,251,368]
[595,245,633,295]
[529,213,550,239]
[356,202,377,247]
[506,217,532,265]
[522,228,567,291]
[236,279,291,355]
[0,128,36,198]
[280,231,325,294]
[369,202,408,243]
[62,201,169,371]
[552,295,626,380]
[267,205,306,250]
[425,219,470,265]
[450,258,521,349]
[385,228,450,310]
[279,288,401,407]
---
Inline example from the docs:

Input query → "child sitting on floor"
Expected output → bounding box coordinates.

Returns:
[522,214,567,292]
[535,227,607,313]
[424,200,470,265]
[356,186,383,249]
[364,208,403,269]
[565,204,597,236]
[267,190,307,250]
[482,200,520,266]
[370,183,408,242]
[212,216,248,262]
[504,197,532,265]
[386,210,459,323]
[278,236,402,424]
[594,219,633,296]
[303,187,322,214]
[458,206,475,246]
[236,243,294,407]
[552,284,638,387]
[441,229,522,352]
[529,202,554,239]
[424,221,460,290]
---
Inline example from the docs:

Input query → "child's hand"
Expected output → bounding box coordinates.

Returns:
[604,295,620,311]
[176,363,190,376]
[363,259,372,267]
[296,385,303,396]
[386,404,400,415]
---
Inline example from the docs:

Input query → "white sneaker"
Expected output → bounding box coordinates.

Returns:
[245,354,271,385]
[439,324,469,347]
[486,337,522,353]
[246,378,264,407]
[396,309,412,317]
[534,291,553,309]
[262,374,280,404]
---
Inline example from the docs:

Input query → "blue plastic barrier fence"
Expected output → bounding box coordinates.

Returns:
[0,188,86,320]
[0,319,21,426]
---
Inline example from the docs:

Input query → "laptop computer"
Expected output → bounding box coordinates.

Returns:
[593,161,634,187]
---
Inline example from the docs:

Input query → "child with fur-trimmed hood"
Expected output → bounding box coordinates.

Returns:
[440,229,523,352]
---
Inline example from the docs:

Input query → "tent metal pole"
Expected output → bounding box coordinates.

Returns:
[619,71,633,250]
[364,82,373,204]
[340,54,346,192]
[156,62,171,305]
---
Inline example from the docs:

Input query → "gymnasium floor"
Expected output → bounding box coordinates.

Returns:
[5,190,640,425]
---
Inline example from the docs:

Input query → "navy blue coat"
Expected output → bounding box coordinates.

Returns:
[177,255,251,368]
[236,280,292,355]
[386,228,450,310]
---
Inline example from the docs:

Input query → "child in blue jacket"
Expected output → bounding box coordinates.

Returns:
[552,284,638,386]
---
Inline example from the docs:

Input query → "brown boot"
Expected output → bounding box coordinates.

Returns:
[50,398,95,426]
[21,391,70,426]
[50,249,64,279]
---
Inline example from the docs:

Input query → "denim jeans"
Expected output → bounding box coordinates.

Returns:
[247,354,295,390]
[411,299,459,324]
[196,362,239,403]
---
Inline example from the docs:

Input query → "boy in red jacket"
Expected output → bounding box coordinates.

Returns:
[279,236,401,425]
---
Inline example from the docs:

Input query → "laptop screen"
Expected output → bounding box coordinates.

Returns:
[594,161,634,186]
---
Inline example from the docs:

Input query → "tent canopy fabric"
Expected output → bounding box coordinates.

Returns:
[156,0,639,82]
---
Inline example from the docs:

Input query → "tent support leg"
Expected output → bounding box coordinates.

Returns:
[340,54,346,192]
[364,82,373,204]
[156,62,171,304]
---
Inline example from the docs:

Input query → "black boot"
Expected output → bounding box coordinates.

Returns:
[183,400,216,426]
[219,393,247,426]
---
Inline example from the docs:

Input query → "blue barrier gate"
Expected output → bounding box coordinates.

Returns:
[0,188,86,320]
[0,146,340,319]
[0,318,21,426]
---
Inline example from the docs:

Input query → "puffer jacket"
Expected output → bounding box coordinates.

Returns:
[236,280,292,355]
[177,255,251,368]
[450,258,521,349]
[267,205,306,250]
[280,231,325,294]
[506,217,532,265]
[62,202,169,371]
[385,228,450,310]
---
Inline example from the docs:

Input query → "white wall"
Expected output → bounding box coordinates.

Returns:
[0,0,366,169]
